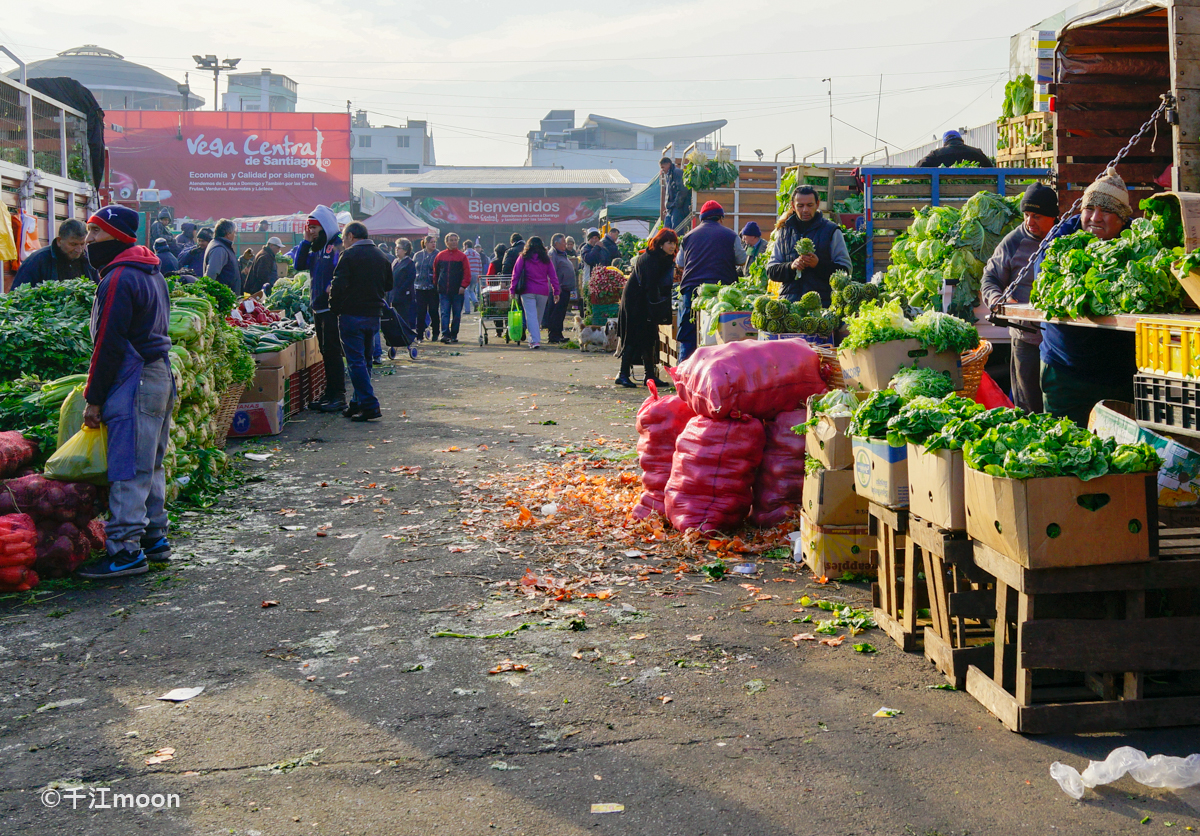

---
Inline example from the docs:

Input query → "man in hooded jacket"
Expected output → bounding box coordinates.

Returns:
[916,130,993,168]
[296,205,347,412]
[75,205,175,579]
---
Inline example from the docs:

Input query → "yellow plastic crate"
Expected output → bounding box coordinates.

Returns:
[1136,317,1200,379]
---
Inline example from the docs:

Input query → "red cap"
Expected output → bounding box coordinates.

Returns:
[699,200,724,218]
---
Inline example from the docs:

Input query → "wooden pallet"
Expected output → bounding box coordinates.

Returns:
[658,323,679,369]
[908,516,995,688]
[868,503,927,651]
[997,113,1054,159]
[965,538,1200,734]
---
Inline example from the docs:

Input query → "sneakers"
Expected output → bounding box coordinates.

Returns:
[316,399,347,413]
[77,549,149,579]
[308,396,330,411]
[350,409,382,422]
[141,536,172,561]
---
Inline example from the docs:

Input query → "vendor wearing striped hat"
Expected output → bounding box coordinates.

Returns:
[1035,167,1135,427]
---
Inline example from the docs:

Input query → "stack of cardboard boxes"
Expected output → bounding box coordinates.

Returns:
[795,393,873,578]
[228,334,323,439]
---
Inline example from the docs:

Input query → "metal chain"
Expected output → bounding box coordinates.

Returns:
[988,92,1176,321]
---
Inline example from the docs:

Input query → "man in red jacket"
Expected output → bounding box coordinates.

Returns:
[433,233,472,344]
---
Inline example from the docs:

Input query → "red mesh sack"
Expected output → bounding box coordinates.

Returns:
[0,474,99,526]
[34,518,94,578]
[0,432,38,479]
[83,517,107,552]
[664,415,765,533]
[748,409,808,529]
[0,513,39,591]
[632,383,695,520]
[669,339,827,420]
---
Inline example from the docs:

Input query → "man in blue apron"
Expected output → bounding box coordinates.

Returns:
[76,205,175,580]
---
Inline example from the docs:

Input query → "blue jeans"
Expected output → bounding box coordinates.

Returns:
[338,315,381,412]
[677,286,697,362]
[106,358,173,555]
[439,292,465,340]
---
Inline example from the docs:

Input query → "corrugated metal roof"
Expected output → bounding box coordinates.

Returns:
[355,167,630,192]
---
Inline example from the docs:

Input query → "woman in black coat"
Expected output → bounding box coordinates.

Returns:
[615,228,678,389]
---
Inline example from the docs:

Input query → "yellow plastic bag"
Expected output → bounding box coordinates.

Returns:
[57,385,86,451]
[44,425,109,485]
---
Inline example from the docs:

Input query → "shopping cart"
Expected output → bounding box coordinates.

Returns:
[478,279,520,346]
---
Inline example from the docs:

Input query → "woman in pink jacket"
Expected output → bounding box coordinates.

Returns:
[510,236,561,349]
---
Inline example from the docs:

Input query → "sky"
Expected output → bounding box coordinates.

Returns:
[1,0,1059,169]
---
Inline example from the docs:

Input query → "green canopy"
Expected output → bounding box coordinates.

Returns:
[600,175,661,223]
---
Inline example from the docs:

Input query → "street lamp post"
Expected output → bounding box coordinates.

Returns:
[192,54,241,112]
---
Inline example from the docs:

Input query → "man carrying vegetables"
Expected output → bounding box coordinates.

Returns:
[75,205,175,579]
[1036,168,1135,427]
[766,184,851,306]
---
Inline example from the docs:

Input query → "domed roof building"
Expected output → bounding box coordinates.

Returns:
[9,45,204,111]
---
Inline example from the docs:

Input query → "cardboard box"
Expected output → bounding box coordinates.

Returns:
[791,514,875,579]
[852,437,909,508]
[907,443,966,530]
[964,468,1153,570]
[838,339,962,392]
[240,365,286,404]
[805,393,854,471]
[227,400,285,438]
[803,466,870,526]
[715,311,756,344]
[294,337,307,370]
[697,311,719,347]
[305,334,321,367]
[254,342,298,377]
[1090,400,1200,507]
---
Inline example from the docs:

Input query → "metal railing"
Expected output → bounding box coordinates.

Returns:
[0,71,91,182]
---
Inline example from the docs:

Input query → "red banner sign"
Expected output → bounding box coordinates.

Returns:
[415,196,603,226]
[104,112,352,220]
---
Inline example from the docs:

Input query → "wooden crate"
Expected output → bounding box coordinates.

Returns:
[997,113,1055,159]
[658,323,679,369]
[965,535,1200,734]
[868,503,928,651]
[909,516,996,689]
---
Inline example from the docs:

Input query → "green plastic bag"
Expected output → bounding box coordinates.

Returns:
[57,385,86,451]
[507,298,524,343]
[44,425,109,485]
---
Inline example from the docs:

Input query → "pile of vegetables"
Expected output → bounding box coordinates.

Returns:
[230,296,283,326]
[0,474,104,577]
[588,267,627,304]
[847,389,904,440]
[681,151,739,191]
[841,299,980,353]
[0,431,38,477]
[888,367,955,401]
[829,271,879,322]
[1030,199,1192,319]
[881,191,1022,319]
[0,513,38,592]
[885,394,1022,451]
[267,272,313,320]
[239,324,308,356]
[964,413,1161,481]
[0,279,95,382]
[999,74,1035,122]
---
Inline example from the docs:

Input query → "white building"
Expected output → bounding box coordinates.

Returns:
[526,110,731,184]
[222,69,298,113]
[351,110,436,175]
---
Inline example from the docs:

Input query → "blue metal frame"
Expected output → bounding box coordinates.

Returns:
[861,167,1050,278]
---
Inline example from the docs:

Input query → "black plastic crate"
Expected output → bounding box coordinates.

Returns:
[1134,372,1200,432]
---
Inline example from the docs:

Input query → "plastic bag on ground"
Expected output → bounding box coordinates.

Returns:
[664,415,765,533]
[632,383,695,520]
[44,425,108,486]
[749,409,808,528]
[670,338,827,420]
[0,431,38,479]
[1051,746,1200,799]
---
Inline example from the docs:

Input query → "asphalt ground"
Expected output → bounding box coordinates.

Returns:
[2,315,1200,836]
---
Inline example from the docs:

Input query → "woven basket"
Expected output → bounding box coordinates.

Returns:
[957,340,992,399]
[814,340,993,396]
[214,383,246,450]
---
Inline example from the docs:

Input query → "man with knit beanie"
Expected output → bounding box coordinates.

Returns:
[76,205,175,579]
[981,183,1060,413]
[675,200,747,361]
[1035,168,1134,426]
